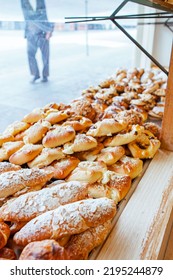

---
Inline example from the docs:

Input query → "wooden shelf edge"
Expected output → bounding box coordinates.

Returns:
[96,149,173,260]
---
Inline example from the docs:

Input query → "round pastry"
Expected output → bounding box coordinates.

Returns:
[42,125,76,148]
[70,99,96,121]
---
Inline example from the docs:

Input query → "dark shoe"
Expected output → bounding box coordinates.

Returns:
[30,76,40,84]
[41,77,48,83]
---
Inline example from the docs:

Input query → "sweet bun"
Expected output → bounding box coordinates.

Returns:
[0,162,21,174]
[3,121,30,136]
[23,120,51,144]
[0,222,10,249]
[101,170,131,202]
[75,143,104,161]
[44,157,80,179]
[128,130,161,159]
[45,110,70,124]
[97,146,125,165]
[67,161,107,184]
[42,125,76,148]
[104,124,144,146]
[27,147,65,168]
[70,99,96,121]
[0,247,17,260]
[143,122,161,138]
[63,134,97,154]
[0,141,24,162]
[9,144,43,165]
[86,118,127,137]
[108,155,143,179]
[0,134,14,147]
[62,115,92,131]
[22,108,45,123]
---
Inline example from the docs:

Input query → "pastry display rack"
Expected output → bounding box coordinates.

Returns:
[66,0,173,259]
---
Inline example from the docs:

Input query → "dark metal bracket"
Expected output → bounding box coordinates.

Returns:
[65,0,173,76]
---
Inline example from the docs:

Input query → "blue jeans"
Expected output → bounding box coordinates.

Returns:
[27,34,49,78]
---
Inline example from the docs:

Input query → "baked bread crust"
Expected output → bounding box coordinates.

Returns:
[0,181,88,224]
[63,134,97,154]
[0,162,21,174]
[9,144,43,165]
[86,118,127,137]
[27,147,65,168]
[0,222,10,249]
[97,146,125,165]
[43,157,80,179]
[13,198,116,246]
[109,155,143,179]
[23,121,51,144]
[19,221,112,260]
[67,161,107,184]
[0,168,53,199]
[42,125,76,148]
[0,247,17,260]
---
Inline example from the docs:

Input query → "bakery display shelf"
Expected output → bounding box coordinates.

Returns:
[64,0,173,260]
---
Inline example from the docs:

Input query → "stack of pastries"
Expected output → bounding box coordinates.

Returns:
[0,67,166,260]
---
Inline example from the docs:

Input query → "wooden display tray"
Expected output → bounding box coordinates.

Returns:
[88,149,173,260]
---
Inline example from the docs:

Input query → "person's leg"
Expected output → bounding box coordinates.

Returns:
[27,36,40,82]
[21,0,33,20]
[39,37,49,81]
[36,0,46,11]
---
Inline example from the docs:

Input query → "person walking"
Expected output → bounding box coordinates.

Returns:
[21,0,54,83]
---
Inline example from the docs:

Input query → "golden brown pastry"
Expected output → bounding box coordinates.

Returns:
[42,125,76,148]
[22,108,45,124]
[23,120,51,144]
[143,122,161,138]
[104,124,144,147]
[3,121,30,136]
[128,130,161,159]
[0,168,53,200]
[75,143,104,161]
[63,134,97,154]
[44,109,70,124]
[27,147,65,168]
[0,141,24,162]
[86,118,127,137]
[0,222,10,249]
[70,99,96,121]
[0,134,14,147]
[0,181,89,231]
[101,170,131,202]
[67,161,107,184]
[108,155,143,179]
[62,115,92,131]
[0,247,17,260]
[9,143,43,165]
[88,183,120,203]
[97,146,125,165]
[0,162,21,174]
[19,221,112,260]
[14,198,116,247]
[43,157,80,179]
